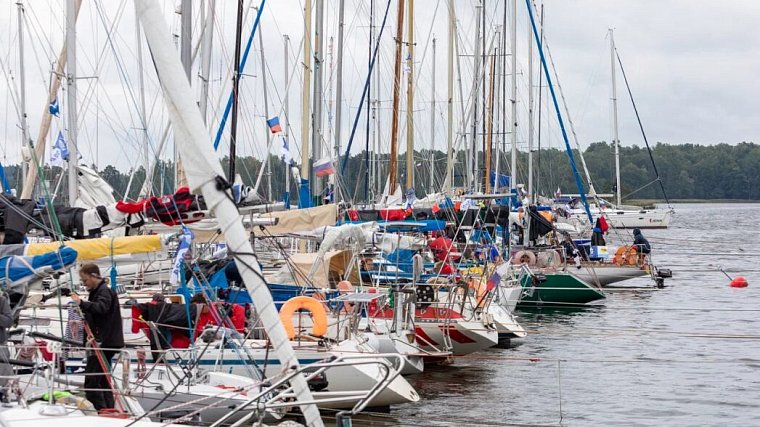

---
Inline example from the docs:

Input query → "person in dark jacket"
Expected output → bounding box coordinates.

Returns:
[632,228,651,254]
[71,263,124,411]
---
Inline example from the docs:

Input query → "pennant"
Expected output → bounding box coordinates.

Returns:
[266,116,282,134]
[169,226,194,285]
[314,157,335,177]
[49,97,60,117]
[431,204,441,214]
[50,131,69,166]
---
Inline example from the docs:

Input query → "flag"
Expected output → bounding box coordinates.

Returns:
[49,97,60,117]
[280,136,293,165]
[460,198,474,211]
[554,187,561,199]
[170,226,194,285]
[314,157,335,177]
[266,116,282,134]
[431,203,441,214]
[50,131,69,166]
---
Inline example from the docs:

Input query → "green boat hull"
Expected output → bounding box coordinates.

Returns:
[517,273,606,307]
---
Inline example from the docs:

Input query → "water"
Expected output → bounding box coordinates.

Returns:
[363,203,760,426]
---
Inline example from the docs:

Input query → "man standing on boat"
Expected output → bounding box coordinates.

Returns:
[71,263,124,412]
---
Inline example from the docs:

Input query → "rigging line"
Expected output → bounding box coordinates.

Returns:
[615,48,671,207]
[212,0,267,151]
[527,1,592,222]
[339,0,393,176]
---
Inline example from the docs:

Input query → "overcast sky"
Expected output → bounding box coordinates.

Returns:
[1,0,758,184]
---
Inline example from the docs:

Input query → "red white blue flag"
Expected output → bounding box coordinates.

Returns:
[314,157,335,177]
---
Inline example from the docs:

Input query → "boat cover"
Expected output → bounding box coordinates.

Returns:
[0,246,77,288]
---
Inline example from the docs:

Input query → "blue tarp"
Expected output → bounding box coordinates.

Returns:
[0,247,77,288]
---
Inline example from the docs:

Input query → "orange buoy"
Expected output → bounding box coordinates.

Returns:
[730,276,749,288]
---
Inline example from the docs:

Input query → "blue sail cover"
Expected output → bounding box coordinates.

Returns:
[0,247,78,288]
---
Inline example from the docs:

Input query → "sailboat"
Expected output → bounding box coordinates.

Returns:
[561,29,673,230]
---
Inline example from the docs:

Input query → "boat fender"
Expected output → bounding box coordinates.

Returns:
[279,296,328,340]
[512,250,537,266]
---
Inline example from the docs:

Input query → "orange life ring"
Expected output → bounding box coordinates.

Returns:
[613,246,638,266]
[279,296,328,340]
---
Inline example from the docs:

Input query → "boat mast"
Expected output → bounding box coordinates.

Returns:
[177,0,191,188]
[284,34,290,208]
[405,0,415,193]
[388,0,405,198]
[509,0,517,196]
[334,0,345,201]
[257,13,273,201]
[199,0,215,123]
[479,0,486,193]
[229,0,243,181]
[470,2,481,192]
[484,39,496,194]
[135,13,149,199]
[16,1,30,188]
[495,4,507,194]
[443,0,455,193]
[429,37,436,192]
[610,28,621,206]
[365,0,373,202]
[311,0,325,201]
[65,0,78,206]
[300,0,312,207]
[527,10,534,199]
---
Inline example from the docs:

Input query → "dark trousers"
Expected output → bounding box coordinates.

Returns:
[84,350,117,410]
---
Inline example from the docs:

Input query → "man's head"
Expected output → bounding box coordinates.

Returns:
[633,228,642,236]
[78,263,102,291]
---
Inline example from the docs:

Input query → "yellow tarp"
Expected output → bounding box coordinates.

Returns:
[26,235,163,260]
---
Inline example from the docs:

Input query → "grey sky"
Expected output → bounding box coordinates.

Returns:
[0,0,757,182]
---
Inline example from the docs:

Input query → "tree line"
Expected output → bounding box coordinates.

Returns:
[2,141,758,204]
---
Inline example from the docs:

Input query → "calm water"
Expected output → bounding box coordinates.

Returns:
[360,203,760,426]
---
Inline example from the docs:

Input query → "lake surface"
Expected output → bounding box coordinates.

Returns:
[359,203,760,426]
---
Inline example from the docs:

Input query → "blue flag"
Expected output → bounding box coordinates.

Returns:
[50,131,69,166]
[49,97,60,117]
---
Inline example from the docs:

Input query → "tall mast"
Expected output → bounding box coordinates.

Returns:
[388,0,405,197]
[334,0,345,176]
[509,0,517,194]
[257,12,272,201]
[300,0,312,205]
[199,0,215,123]
[283,34,290,208]
[429,38,436,192]
[443,0,455,193]
[405,0,415,192]
[610,28,621,206]
[229,0,243,181]
[527,9,534,198]
[470,2,481,192]
[20,0,81,200]
[311,0,325,200]
[17,1,30,187]
[135,13,149,199]
[479,0,486,193]
[365,0,374,202]
[177,0,191,188]
[484,40,496,194]
[65,0,78,206]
